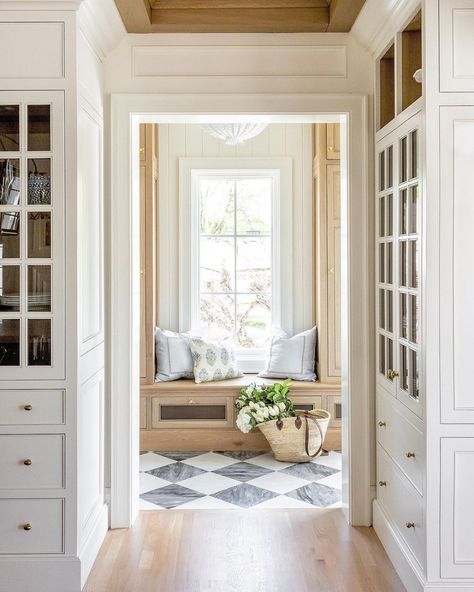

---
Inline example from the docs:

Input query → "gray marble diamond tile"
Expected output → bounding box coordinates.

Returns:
[141,484,205,509]
[157,451,208,462]
[146,461,206,483]
[215,451,268,461]
[280,462,338,482]
[212,483,278,508]
[213,461,272,482]
[285,482,342,507]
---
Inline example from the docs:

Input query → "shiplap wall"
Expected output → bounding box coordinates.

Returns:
[157,123,313,335]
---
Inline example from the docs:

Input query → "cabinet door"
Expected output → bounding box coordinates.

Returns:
[0,92,64,379]
[441,438,474,577]
[327,164,341,377]
[326,123,340,159]
[440,0,474,92]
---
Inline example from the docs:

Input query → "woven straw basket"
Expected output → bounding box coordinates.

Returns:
[258,409,331,463]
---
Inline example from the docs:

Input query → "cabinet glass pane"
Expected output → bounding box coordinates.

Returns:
[379,197,385,237]
[28,213,51,258]
[400,293,408,339]
[387,290,393,333]
[410,294,418,344]
[386,242,393,284]
[0,159,20,206]
[386,194,393,236]
[400,136,408,183]
[0,106,19,152]
[0,213,20,258]
[387,146,393,188]
[400,345,408,391]
[379,151,385,191]
[379,335,386,375]
[400,189,408,235]
[0,318,20,366]
[410,349,419,398]
[379,289,385,330]
[400,241,407,287]
[0,265,20,311]
[379,243,385,283]
[27,105,50,152]
[28,265,51,312]
[28,159,51,205]
[410,130,418,179]
[28,319,51,366]
[409,186,418,234]
[387,338,393,376]
[409,240,418,288]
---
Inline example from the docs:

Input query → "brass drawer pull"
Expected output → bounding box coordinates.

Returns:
[23,523,32,531]
[406,522,415,529]
[328,146,334,151]
[23,404,33,411]
[387,369,399,380]
[378,480,387,487]
[23,459,33,466]
[378,421,386,427]
[188,398,197,405]
[405,452,416,458]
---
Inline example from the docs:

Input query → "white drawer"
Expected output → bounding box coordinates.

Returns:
[0,435,64,490]
[377,444,425,567]
[0,390,65,425]
[376,392,423,494]
[0,498,64,554]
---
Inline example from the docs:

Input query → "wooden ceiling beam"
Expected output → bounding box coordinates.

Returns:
[327,0,365,32]
[150,0,328,7]
[115,0,152,32]
[150,7,329,32]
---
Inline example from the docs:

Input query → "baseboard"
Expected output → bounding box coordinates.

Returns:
[424,585,474,591]
[0,557,81,592]
[373,500,425,592]
[79,503,109,588]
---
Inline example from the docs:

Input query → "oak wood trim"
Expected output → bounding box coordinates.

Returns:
[151,0,328,7]
[327,0,366,32]
[115,0,152,32]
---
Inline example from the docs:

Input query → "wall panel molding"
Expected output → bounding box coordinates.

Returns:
[440,0,474,92]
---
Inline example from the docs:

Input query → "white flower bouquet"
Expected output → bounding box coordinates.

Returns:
[235,379,295,434]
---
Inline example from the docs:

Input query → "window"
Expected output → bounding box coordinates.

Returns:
[179,159,292,372]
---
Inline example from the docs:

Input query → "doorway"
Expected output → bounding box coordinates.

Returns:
[108,94,372,528]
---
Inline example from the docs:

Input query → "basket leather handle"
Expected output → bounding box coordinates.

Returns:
[296,411,324,458]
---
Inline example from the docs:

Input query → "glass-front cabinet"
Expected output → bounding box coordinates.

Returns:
[0,92,64,378]
[376,112,422,417]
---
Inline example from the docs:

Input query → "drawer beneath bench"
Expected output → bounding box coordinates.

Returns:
[151,395,234,429]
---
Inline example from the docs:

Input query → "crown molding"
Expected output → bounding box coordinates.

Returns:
[78,0,126,60]
[351,0,420,56]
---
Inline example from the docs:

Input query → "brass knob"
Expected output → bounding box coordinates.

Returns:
[378,480,387,487]
[406,522,415,529]
[387,369,399,380]
[23,404,33,411]
[378,421,386,427]
[405,451,416,458]
[23,523,32,531]
[328,146,334,151]
[23,459,32,466]
[139,147,145,154]
[188,398,195,405]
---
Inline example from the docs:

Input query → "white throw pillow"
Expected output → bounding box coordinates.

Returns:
[155,327,194,382]
[189,337,243,384]
[258,326,317,381]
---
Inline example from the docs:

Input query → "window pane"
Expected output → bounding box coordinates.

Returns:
[0,318,20,366]
[379,196,385,237]
[200,179,234,234]
[409,185,418,234]
[236,178,271,234]
[0,212,20,258]
[0,265,20,311]
[0,159,20,205]
[200,237,234,293]
[400,189,408,235]
[236,294,271,348]
[237,237,271,293]
[27,105,51,152]
[199,294,235,339]
[28,212,51,258]
[28,265,51,312]
[28,158,51,205]
[0,106,19,152]
[28,319,51,366]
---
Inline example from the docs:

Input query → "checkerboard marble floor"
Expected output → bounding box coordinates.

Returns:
[139,450,342,510]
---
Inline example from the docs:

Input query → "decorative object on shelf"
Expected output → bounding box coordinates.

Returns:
[0,159,20,206]
[28,161,51,204]
[235,379,330,462]
[200,123,267,146]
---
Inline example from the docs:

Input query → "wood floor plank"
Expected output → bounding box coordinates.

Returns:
[84,509,406,592]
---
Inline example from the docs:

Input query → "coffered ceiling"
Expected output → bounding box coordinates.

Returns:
[114,0,366,33]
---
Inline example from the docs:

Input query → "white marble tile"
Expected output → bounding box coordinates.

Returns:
[139,472,170,494]
[311,451,342,470]
[181,452,240,471]
[140,498,166,511]
[247,471,311,494]
[316,471,342,491]
[179,472,240,495]
[253,495,315,509]
[176,495,238,510]
[245,452,296,471]
[139,452,176,472]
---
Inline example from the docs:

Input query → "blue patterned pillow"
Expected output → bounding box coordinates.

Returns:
[189,338,242,384]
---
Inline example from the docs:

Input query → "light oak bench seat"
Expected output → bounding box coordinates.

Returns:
[140,375,341,452]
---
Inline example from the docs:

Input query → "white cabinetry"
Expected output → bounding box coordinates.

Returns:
[439,0,474,92]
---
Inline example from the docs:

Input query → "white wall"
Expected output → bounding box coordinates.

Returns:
[157,123,313,335]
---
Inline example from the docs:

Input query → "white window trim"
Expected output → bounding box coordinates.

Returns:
[179,157,293,372]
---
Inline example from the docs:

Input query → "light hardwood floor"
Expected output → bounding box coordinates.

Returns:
[84,509,405,592]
